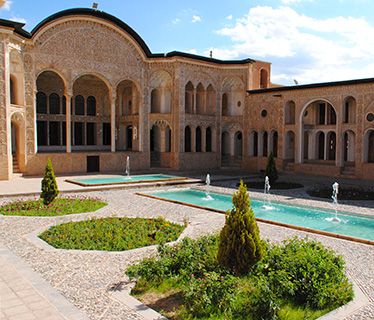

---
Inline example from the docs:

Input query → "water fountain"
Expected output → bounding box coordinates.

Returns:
[203,173,213,201]
[262,176,274,210]
[125,156,131,179]
[326,182,341,222]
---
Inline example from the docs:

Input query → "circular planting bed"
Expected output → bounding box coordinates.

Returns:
[39,217,185,251]
[242,181,304,190]
[307,185,374,200]
[0,198,107,216]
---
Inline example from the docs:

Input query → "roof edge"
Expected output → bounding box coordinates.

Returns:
[1,8,257,65]
[248,77,374,94]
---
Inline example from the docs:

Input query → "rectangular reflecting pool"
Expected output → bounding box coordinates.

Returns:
[142,189,374,244]
[66,174,186,187]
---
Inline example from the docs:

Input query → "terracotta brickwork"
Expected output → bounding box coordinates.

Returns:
[0,9,373,180]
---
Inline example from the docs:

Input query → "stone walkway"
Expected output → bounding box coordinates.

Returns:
[0,184,373,319]
[0,246,87,320]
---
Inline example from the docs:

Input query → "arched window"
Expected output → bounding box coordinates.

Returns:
[87,96,96,116]
[249,131,258,157]
[185,82,194,114]
[285,101,295,124]
[327,131,336,160]
[272,131,278,157]
[260,69,268,89]
[62,96,66,115]
[196,127,202,152]
[206,85,216,115]
[222,93,228,116]
[36,92,47,114]
[185,126,191,152]
[343,97,356,124]
[206,127,212,152]
[10,76,16,104]
[234,131,243,158]
[196,83,205,114]
[367,130,374,163]
[263,132,268,157]
[49,93,60,114]
[75,95,84,115]
[151,89,161,113]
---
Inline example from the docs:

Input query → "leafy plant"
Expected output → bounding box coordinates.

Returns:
[40,158,59,205]
[217,181,264,275]
[184,272,237,317]
[265,152,278,185]
[0,197,106,216]
[39,217,184,251]
[261,237,354,309]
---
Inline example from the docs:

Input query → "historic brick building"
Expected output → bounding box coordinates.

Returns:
[0,8,373,180]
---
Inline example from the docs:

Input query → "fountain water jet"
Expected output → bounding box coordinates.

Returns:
[326,182,341,222]
[125,156,131,179]
[262,176,274,210]
[203,174,213,201]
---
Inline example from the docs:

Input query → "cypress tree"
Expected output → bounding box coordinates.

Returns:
[40,158,59,205]
[217,181,263,275]
[265,152,278,185]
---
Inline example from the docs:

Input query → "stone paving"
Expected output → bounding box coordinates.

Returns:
[0,182,373,319]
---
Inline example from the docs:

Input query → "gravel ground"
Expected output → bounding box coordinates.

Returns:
[0,185,373,320]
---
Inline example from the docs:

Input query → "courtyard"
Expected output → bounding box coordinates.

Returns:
[0,172,373,320]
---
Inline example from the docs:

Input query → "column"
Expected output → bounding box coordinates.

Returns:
[110,92,116,152]
[193,89,197,114]
[258,133,264,157]
[324,132,328,160]
[65,93,72,153]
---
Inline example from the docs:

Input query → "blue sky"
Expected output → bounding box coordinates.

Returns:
[1,0,374,85]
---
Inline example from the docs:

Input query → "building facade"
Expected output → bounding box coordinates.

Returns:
[0,8,373,180]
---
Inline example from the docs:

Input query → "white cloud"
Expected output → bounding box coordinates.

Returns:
[0,0,12,10]
[226,14,233,20]
[186,48,198,55]
[10,15,26,23]
[211,6,374,84]
[191,15,202,23]
[280,0,312,4]
[172,18,181,24]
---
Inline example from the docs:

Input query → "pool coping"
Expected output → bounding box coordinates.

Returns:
[136,190,374,246]
[65,174,189,187]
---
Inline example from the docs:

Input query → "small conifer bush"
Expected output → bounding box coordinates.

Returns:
[40,158,59,205]
[265,152,278,185]
[217,181,264,275]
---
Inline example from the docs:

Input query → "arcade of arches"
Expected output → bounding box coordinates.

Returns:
[1,9,373,180]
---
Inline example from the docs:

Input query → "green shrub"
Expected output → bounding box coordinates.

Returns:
[40,158,59,205]
[184,271,236,317]
[217,181,264,275]
[127,235,220,283]
[262,238,353,309]
[265,152,278,185]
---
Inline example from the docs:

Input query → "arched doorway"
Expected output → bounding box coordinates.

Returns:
[234,131,243,158]
[221,131,230,166]
[364,130,374,163]
[10,113,25,174]
[284,131,295,161]
[196,127,202,152]
[185,126,191,152]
